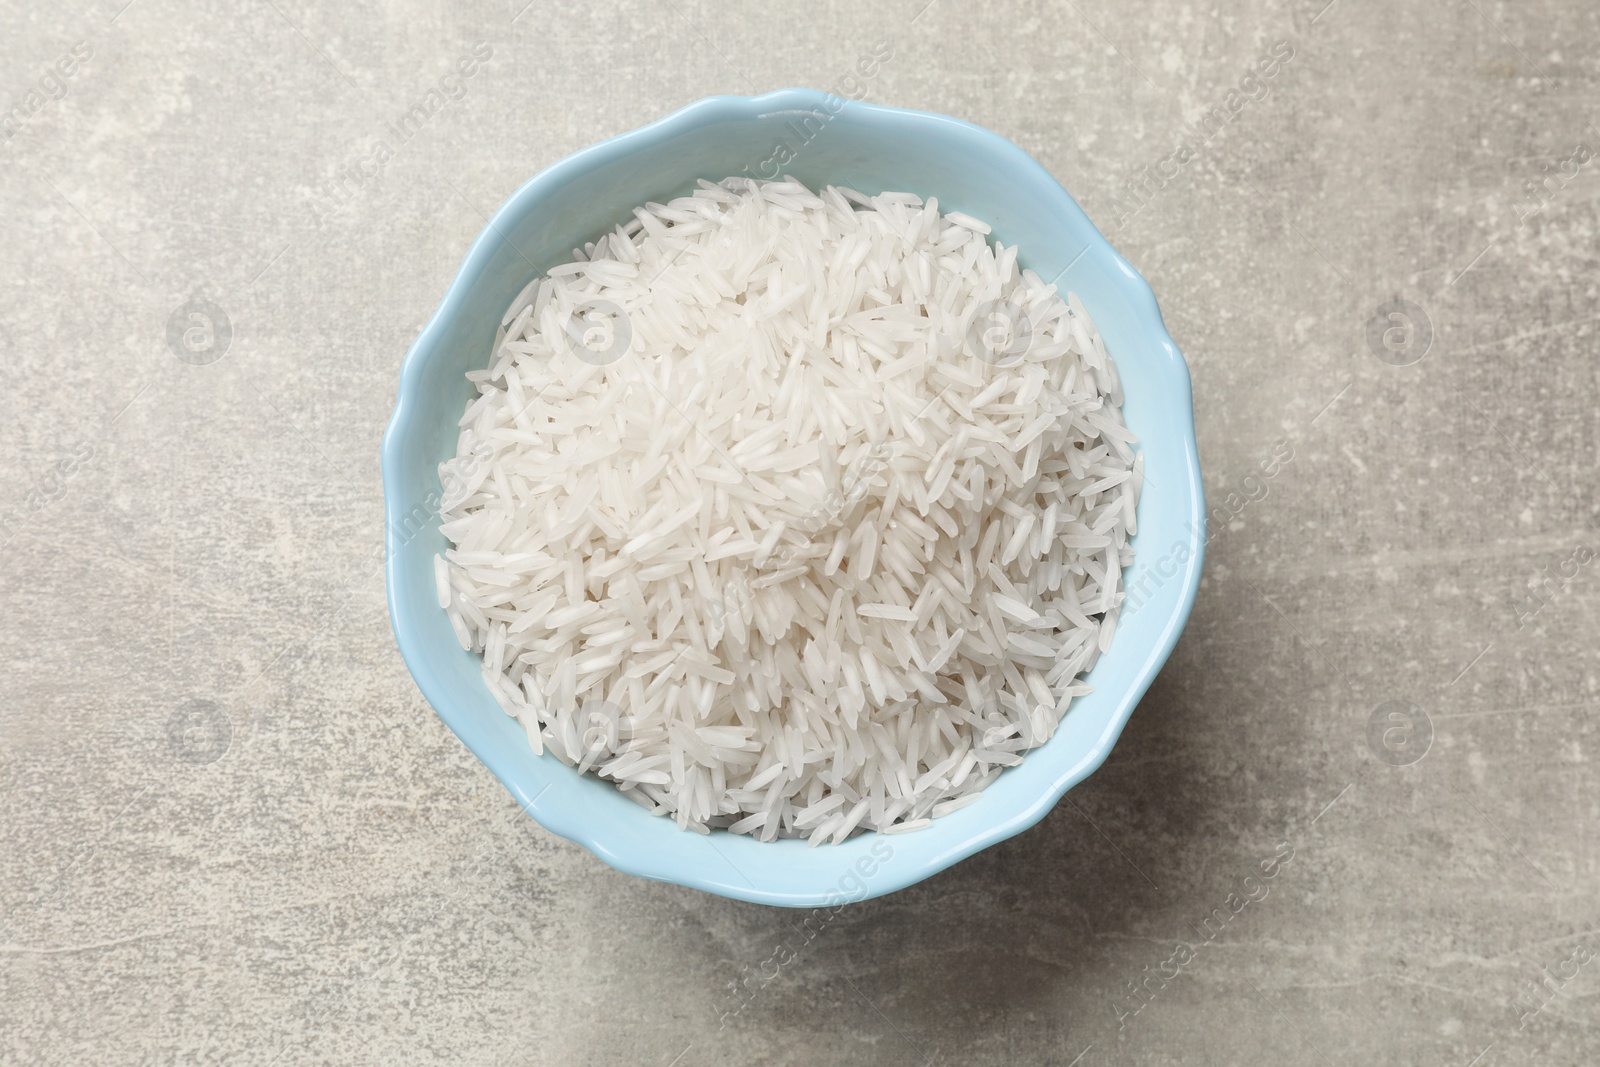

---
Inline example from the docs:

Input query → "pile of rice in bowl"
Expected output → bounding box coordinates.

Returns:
[434,177,1139,844]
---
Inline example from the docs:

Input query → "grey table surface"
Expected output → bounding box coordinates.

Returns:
[3,0,1598,1064]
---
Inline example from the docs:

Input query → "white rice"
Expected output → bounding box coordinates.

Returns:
[436,177,1138,843]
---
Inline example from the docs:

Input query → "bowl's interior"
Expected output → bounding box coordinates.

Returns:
[384,91,1203,907]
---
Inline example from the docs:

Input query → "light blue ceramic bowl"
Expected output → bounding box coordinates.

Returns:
[383,89,1203,908]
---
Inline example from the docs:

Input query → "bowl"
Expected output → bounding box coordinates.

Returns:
[383,88,1204,908]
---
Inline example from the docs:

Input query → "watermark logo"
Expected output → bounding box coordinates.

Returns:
[1122,439,1293,618]
[1365,298,1431,366]
[573,698,627,771]
[359,446,490,583]
[1514,940,1596,1030]
[733,39,894,183]
[562,300,632,365]
[168,699,232,765]
[1107,39,1296,229]
[965,299,1033,364]
[307,43,494,226]
[1,40,93,142]
[0,441,95,546]
[166,298,232,365]
[716,840,895,1028]
[1108,840,1295,1031]
[1366,700,1431,766]
[1515,142,1594,228]
[1511,542,1595,629]
[705,443,892,634]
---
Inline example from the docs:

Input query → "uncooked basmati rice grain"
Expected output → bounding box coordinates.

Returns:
[434,555,452,610]
[437,177,1138,842]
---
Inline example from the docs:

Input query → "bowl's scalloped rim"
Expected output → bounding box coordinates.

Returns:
[382,88,1205,908]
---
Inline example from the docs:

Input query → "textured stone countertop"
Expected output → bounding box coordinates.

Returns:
[3,1,1597,1064]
